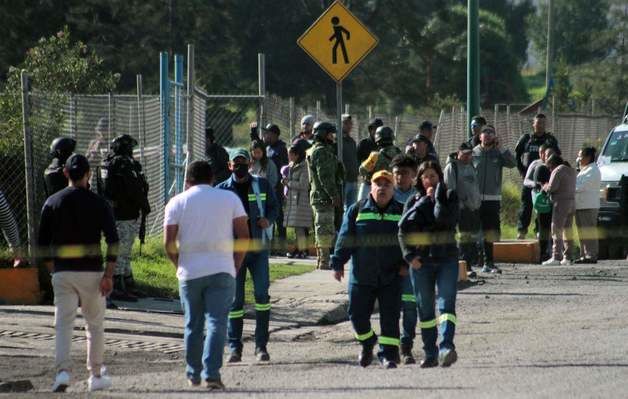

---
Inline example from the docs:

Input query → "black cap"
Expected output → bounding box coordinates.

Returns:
[458,142,473,153]
[65,153,90,179]
[368,118,384,129]
[262,123,280,136]
[419,120,434,131]
[411,134,431,144]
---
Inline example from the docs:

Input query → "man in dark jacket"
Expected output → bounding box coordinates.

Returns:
[44,137,77,197]
[204,127,230,185]
[340,114,359,208]
[252,122,288,247]
[514,113,559,239]
[408,135,439,166]
[331,170,406,369]
[101,134,150,301]
[217,148,278,363]
[357,118,383,164]
[39,154,119,392]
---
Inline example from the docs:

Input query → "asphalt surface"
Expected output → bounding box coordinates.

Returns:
[1,261,628,398]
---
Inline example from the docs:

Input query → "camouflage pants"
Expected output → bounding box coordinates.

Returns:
[312,205,336,268]
[312,205,336,247]
[115,219,139,277]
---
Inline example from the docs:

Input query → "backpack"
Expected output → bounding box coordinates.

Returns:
[99,154,150,214]
[532,190,551,214]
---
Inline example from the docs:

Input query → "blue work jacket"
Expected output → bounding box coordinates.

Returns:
[331,196,405,287]
[216,174,278,250]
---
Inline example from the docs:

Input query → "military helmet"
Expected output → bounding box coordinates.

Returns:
[110,134,138,156]
[313,121,337,140]
[50,137,77,159]
[374,126,394,146]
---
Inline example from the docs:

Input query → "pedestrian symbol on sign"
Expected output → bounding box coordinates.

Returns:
[329,16,350,64]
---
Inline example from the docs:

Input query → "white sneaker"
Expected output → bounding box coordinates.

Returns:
[52,370,70,393]
[560,258,571,265]
[542,258,561,266]
[88,374,112,392]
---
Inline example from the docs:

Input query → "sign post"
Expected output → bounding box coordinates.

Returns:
[298,0,378,161]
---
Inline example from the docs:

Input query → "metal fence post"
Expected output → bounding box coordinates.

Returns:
[174,54,184,194]
[316,100,321,120]
[506,105,511,138]
[494,104,499,127]
[160,51,170,205]
[20,71,36,262]
[107,93,113,143]
[136,74,145,165]
[394,116,400,145]
[70,95,77,137]
[258,53,266,129]
[289,97,295,138]
[186,44,195,163]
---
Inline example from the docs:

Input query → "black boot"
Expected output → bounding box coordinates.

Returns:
[358,343,374,367]
[110,275,138,302]
[401,344,415,365]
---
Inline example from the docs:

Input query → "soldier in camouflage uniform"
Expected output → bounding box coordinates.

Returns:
[358,126,401,201]
[307,122,344,270]
[100,134,150,302]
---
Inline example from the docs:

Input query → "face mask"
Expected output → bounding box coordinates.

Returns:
[233,163,248,178]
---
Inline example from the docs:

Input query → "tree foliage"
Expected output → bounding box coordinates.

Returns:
[0,27,119,154]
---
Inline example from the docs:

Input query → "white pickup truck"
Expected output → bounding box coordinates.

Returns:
[597,115,628,258]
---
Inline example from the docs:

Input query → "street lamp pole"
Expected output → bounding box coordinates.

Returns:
[467,0,480,138]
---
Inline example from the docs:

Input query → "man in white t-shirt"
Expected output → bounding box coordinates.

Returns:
[164,160,249,390]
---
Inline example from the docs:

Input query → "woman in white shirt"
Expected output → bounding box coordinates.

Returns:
[574,147,601,263]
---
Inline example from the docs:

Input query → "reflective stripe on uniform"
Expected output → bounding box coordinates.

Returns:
[354,330,375,341]
[401,294,416,303]
[378,336,400,346]
[382,214,401,222]
[419,319,437,329]
[254,303,271,311]
[228,310,245,319]
[356,212,401,222]
[248,193,267,202]
[439,313,457,325]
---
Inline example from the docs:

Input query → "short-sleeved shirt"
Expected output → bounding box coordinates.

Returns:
[164,184,247,281]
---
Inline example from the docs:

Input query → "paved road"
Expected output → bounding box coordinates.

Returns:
[2,261,628,398]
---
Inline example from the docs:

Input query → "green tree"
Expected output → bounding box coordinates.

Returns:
[0,27,119,155]
[528,0,611,66]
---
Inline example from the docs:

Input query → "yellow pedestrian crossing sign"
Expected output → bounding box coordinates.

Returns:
[297,0,378,82]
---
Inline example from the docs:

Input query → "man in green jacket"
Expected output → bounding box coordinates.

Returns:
[307,122,344,270]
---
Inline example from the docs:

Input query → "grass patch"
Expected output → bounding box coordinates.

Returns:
[131,237,314,302]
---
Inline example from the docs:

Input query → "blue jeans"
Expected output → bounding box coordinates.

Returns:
[348,279,401,361]
[410,258,458,360]
[400,275,417,349]
[344,182,358,210]
[179,272,235,381]
[228,250,270,352]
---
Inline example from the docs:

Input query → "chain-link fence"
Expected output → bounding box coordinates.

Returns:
[432,106,620,184]
[12,71,622,259]
[17,78,208,257]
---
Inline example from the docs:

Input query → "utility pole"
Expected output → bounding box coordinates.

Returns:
[467,0,480,138]
[545,0,554,93]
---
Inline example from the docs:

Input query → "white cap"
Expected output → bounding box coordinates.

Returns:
[301,115,315,126]
[341,113,352,122]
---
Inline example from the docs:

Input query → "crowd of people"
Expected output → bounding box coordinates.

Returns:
[195,112,603,377]
[31,110,604,392]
